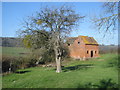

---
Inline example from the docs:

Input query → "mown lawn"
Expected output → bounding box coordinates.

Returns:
[2,53,119,88]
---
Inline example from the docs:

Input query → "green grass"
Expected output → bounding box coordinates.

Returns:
[2,53,119,88]
[1,46,31,57]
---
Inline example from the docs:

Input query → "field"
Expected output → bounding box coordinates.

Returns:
[2,47,119,88]
[1,46,31,57]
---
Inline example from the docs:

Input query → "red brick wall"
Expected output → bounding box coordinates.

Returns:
[68,37,85,59]
[85,45,99,58]
[68,37,99,59]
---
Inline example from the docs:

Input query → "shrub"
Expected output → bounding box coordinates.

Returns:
[31,48,55,64]
[2,56,11,72]
[26,56,37,67]
[41,50,55,63]
[97,79,118,88]
[2,55,37,73]
[77,79,118,88]
[2,55,19,72]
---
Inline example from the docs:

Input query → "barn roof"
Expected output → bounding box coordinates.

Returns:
[79,36,98,45]
[66,37,78,44]
[66,35,98,45]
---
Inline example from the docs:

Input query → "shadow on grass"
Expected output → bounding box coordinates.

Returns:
[62,64,93,72]
[15,70,31,74]
[77,78,119,89]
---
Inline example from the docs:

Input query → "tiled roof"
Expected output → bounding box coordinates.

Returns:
[66,36,98,45]
[79,36,98,45]
[66,37,78,44]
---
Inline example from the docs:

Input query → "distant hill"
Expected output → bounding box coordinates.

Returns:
[99,45,118,54]
[0,37,23,47]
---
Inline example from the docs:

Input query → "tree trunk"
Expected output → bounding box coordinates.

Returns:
[55,48,62,73]
[9,62,12,73]
[54,34,62,73]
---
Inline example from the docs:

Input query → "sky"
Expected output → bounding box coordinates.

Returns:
[1,2,118,45]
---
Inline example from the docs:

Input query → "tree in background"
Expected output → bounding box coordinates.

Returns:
[22,30,50,49]
[21,29,52,64]
[92,2,119,37]
[19,5,85,73]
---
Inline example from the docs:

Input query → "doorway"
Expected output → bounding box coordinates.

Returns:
[91,51,93,57]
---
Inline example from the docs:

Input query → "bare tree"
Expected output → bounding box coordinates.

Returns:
[19,5,85,73]
[92,2,119,37]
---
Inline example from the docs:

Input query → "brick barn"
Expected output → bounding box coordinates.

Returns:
[66,35,99,60]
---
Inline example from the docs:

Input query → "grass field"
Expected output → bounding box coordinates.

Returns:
[1,46,30,57]
[2,53,119,88]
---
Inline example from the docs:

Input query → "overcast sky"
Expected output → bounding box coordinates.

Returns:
[2,2,118,45]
